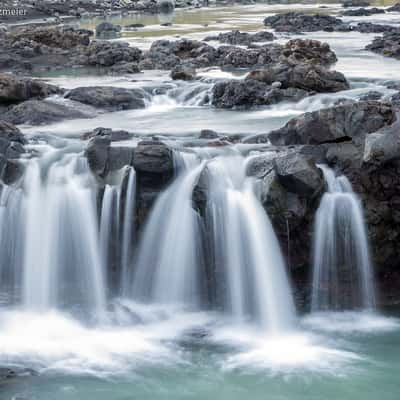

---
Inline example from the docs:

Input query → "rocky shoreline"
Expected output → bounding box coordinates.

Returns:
[1,3,400,316]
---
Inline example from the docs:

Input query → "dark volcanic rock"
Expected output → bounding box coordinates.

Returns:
[264,12,346,33]
[246,62,349,93]
[204,30,274,45]
[366,32,400,59]
[170,65,196,81]
[0,74,62,105]
[342,7,385,16]
[82,127,133,141]
[211,79,309,109]
[2,99,90,125]
[355,22,399,34]
[65,86,149,110]
[266,101,395,145]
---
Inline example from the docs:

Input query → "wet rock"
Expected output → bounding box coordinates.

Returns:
[0,120,27,144]
[126,23,145,29]
[355,22,399,34]
[211,79,309,109]
[0,74,62,105]
[266,101,395,145]
[85,136,111,178]
[204,30,274,45]
[2,99,89,125]
[264,12,346,33]
[342,0,370,7]
[199,129,219,139]
[65,86,149,111]
[95,22,122,39]
[109,62,140,74]
[246,62,349,93]
[133,141,174,174]
[342,7,385,16]
[158,0,175,12]
[388,3,400,12]
[170,65,196,81]
[366,32,400,60]
[390,92,400,108]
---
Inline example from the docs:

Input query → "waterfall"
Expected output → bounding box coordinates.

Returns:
[131,152,205,308]
[311,165,376,312]
[17,153,107,318]
[205,155,296,333]
[120,167,137,297]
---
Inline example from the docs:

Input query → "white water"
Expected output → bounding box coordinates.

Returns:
[311,165,376,312]
[132,152,205,307]
[205,155,296,333]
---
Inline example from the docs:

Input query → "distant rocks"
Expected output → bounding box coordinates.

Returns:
[342,0,370,7]
[170,65,197,81]
[204,30,274,46]
[65,86,149,111]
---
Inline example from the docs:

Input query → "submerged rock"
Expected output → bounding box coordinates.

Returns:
[342,7,385,16]
[65,86,149,110]
[95,22,122,39]
[170,65,197,81]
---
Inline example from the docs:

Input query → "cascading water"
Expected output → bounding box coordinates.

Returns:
[205,155,296,333]
[131,152,205,308]
[311,165,376,311]
[0,151,107,318]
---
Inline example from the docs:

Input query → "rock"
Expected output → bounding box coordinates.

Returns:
[366,32,400,60]
[204,30,274,45]
[355,22,399,33]
[82,41,142,67]
[342,7,385,16]
[81,127,133,141]
[266,101,395,145]
[391,92,400,108]
[126,23,145,29]
[264,12,346,33]
[282,39,337,66]
[211,79,309,109]
[274,152,324,196]
[363,119,400,165]
[388,3,400,12]
[85,136,111,178]
[158,0,175,12]
[65,86,149,111]
[109,62,140,74]
[360,90,383,101]
[2,99,89,125]
[199,129,219,139]
[170,65,196,81]
[0,74,62,105]
[95,22,122,39]
[342,0,370,7]
[133,141,174,174]
[0,120,27,144]
[246,62,349,93]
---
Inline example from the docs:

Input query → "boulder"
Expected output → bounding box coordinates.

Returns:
[65,86,149,110]
[264,12,346,33]
[388,3,400,12]
[360,90,383,101]
[246,62,349,93]
[170,65,196,81]
[0,74,62,105]
[211,79,309,109]
[267,101,395,145]
[0,120,27,144]
[95,22,122,39]
[133,141,174,174]
[81,127,133,141]
[355,22,398,34]
[2,100,90,125]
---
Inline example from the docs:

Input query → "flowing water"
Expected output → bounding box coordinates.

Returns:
[312,165,376,311]
[1,1,400,399]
